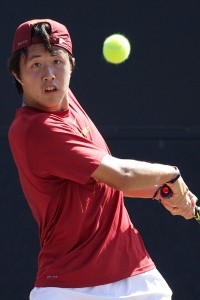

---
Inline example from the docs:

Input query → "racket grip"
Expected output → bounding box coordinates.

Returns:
[160,184,200,223]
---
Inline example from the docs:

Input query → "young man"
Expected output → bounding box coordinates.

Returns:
[8,19,197,300]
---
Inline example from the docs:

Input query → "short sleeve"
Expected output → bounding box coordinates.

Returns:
[26,115,107,184]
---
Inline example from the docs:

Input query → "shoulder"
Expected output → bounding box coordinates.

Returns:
[10,107,72,139]
[29,112,75,140]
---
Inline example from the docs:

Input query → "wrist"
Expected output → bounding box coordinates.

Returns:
[167,166,181,184]
[152,167,181,200]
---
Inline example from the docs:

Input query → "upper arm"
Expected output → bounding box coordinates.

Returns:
[27,117,107,183]
[91,154,159,198]
[91,154,128,190]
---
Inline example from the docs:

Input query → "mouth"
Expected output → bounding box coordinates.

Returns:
[45,86,57,93]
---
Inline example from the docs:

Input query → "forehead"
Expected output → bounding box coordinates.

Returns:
[26,43,69,58]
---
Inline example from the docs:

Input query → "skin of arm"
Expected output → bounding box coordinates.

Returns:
[123,186,159,198]
[91,154,179,191]
[91,154,197,219]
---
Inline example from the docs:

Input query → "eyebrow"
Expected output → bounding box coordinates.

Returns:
[27,52,60,61]
[28,54,42,61]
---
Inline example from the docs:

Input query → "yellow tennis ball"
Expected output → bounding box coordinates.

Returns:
[103,34,131,64]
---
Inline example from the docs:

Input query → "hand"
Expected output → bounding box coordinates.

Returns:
[159,176,197,219]
[163,175,189,206]
[153,175,188,205]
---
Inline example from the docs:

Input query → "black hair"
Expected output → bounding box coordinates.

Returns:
[8,22,75,95]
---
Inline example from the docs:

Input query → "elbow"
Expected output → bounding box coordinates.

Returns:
[111,171,133,191]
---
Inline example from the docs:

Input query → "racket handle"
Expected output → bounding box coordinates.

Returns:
[160,185,200,224]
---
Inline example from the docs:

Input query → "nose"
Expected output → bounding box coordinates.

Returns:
[43,66,55,81]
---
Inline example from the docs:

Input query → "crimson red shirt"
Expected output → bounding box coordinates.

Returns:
[8,89,155,288]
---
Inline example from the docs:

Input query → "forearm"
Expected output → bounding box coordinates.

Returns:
[118,158,178,191]
[123,185,159,198]
[92,154,179,191]
[92,154,197,219]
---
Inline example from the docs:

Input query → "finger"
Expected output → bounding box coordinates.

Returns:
[172,205,195,219]
[187,190,198,205]
[161,201,195,219]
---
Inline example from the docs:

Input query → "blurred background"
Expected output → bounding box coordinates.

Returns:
[1,1,200,299]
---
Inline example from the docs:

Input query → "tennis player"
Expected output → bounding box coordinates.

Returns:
[8,19,197,300]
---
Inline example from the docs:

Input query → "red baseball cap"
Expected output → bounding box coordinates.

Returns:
[12,18,72,54]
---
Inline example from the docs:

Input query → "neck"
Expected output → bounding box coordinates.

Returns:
[22,98,28,107]
[21,97,69,112]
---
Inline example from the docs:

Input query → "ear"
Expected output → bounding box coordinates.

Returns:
[72,57,75,65]
[12,72,23,85]
[70,57,75,74]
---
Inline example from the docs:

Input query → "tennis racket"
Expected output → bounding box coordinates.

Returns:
[160,184,200,224]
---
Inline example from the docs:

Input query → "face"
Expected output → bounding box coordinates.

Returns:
[15,44,73,112]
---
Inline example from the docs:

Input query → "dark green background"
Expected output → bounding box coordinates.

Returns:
[1,1,200,299]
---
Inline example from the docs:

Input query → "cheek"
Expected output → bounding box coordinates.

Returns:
[22,73,41,95]
[21,71,39,85]
[60,69,71,84]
